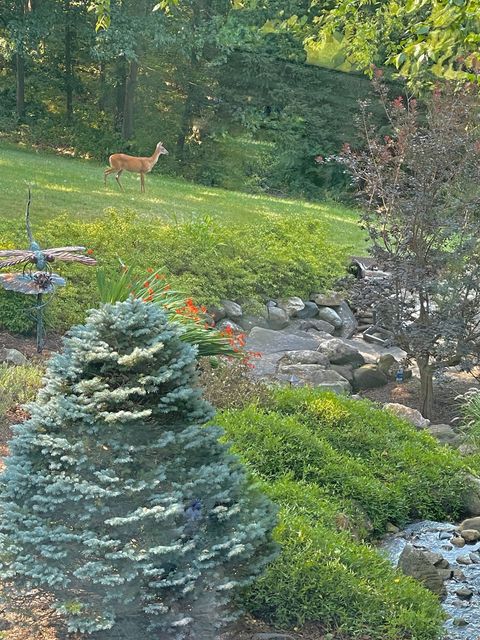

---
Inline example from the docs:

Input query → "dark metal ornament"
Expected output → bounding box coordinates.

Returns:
[0,189,96,352]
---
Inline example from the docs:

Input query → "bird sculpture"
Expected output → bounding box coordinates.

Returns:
[0,189,97,350]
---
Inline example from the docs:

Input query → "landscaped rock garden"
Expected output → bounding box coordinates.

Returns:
[210,293,407,394]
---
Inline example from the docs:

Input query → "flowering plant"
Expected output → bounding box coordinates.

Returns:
[96,264,248,358]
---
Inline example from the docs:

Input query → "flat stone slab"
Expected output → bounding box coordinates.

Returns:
[246,327,321,355]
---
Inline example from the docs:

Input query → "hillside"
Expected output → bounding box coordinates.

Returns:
[0,143,364,250]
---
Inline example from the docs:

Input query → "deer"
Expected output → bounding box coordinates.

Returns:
[104,141,169,193]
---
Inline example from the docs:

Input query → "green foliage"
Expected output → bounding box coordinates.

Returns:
[307,0,480,86]
[218,388,470,534]
[0,363,43,418]
[0,291,36,334]
[213,388,475,638]
[0,299,277,638]
[245,512,444,639]
[0,209,348,333]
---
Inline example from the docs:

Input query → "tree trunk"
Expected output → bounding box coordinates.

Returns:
[98,62,106,111]
[64,0,74,122]
[114,60,127,132]
[16,52,26,122]
[417,356,434,420]
[121,59,138,140]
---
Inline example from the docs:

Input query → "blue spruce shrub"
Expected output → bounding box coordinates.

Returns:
[0,299,277,638]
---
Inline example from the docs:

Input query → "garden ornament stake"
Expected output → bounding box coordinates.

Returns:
[0,189,96,352]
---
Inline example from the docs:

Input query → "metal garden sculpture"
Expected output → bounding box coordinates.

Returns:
[0,190,96,352]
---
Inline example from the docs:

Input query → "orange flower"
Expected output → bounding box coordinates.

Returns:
[144,281,150,288]
[86,248,94,255]
[147,267,153,273]
[147,288,154,295]
[163,284,171,291]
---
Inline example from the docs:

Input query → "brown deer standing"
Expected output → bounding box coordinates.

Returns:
[104,142,169,193]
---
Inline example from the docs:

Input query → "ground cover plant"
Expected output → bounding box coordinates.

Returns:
[0,298,278,638]
[0,203,353,334]
[215,386,478,639]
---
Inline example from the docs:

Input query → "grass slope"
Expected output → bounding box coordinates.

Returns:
[0,143,364,251]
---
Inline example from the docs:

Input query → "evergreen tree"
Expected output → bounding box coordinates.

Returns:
[0,298,277,639]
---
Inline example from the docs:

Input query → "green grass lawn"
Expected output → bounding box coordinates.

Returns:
[0,142,364,251]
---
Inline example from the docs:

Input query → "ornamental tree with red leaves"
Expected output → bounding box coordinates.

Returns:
[339,82,480,419]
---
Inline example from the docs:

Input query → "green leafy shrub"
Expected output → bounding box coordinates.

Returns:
[214,390,472,638]
[245,511,444,640]
[0,209,348,333]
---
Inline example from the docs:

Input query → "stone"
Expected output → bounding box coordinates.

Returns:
[352,364,388,391]
[208,305,226,322]
[384,403,430,429]
[469,552,480,563]
[238,316,268,332]
[0,348,27,366]
[438,531,452,540]
[460,529,480,544]
[266,306,289,330]
[457,555,473,565]
[250,353,284,378]
[386,523,400,534]
[215,319,243,334]
[310,292,344,306]
[296,319,335,335]
[317,307,343,329]
[295,301,319,319]
[277,367,350,393]
[451,536,466,548]
[453,568,466,580]
[427,424,463,446]
[397,545,446,596]
[331,364,354,384]
[317,338,365,367]
[276,297,305,318]
[279,350,330,366]
[335,301,358,339]
[462,476,480,516]
[246,327,321,355]
[221,299,242,319]
[459,516,480,533]
[452,618,469,627]
[455,588,473,600]
[377,353,397,375]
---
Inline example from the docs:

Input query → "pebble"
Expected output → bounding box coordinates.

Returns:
[455,588,474,600]
[460,529,480,544]
[457,555,473,565]
[452,618,469,627]
[451,536,466,548]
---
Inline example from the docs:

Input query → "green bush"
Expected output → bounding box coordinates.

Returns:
[245,510,444,640]
[215,390,471,638]
[0,209,347,333]
[218,392,469,533]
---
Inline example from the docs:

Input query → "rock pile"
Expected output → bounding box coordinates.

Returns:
[210,293,358,340]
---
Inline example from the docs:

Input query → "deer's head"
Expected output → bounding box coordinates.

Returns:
[157,142,169,155]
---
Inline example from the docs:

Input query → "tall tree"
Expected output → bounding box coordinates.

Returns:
[340,81,480,418]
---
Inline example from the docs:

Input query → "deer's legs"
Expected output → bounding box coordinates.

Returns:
[115,170,124,192]
[140,172,145,193]
[104,167,115,186]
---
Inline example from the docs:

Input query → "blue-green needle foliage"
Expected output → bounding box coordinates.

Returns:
[0,299,277,639]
